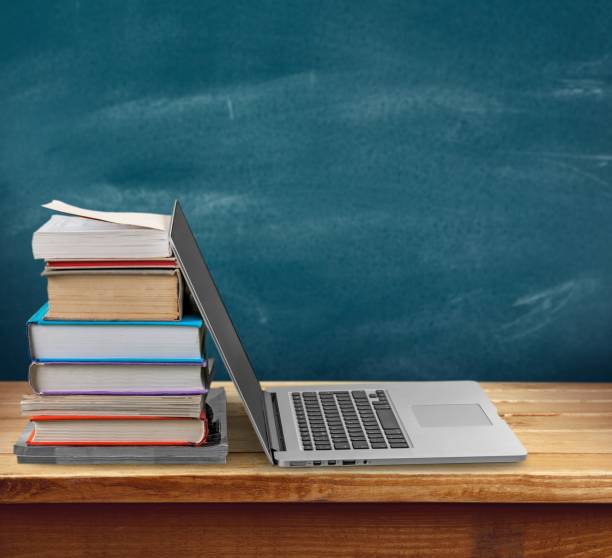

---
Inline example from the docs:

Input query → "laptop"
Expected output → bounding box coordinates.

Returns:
[170,201,527,467]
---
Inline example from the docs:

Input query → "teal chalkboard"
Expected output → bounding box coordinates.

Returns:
[1,1,612,381]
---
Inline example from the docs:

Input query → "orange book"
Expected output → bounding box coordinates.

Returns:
[27,413,208,446]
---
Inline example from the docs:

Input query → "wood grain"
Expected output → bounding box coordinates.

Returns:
[1,381,612,504]
[1,503,611,558]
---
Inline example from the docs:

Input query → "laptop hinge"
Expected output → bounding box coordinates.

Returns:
[263,391,286,452]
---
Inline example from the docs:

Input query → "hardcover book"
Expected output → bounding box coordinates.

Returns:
[44,268,184,321]
[27,358,213,395]
[27,304,205,361]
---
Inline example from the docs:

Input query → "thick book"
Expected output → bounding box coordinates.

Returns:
[32,214,172,260]
[27,304,204,361]
[44,268,184,321]
[28,358,213,395]
[14,388,228,464]
[26,414,208,446]
[21,394,206,418]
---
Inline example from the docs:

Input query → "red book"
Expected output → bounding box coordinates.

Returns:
[27,413,208,446]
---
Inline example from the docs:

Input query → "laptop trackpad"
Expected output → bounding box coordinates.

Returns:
[412,404,492,427]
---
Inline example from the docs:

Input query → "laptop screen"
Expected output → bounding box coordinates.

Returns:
[169,201,272,460]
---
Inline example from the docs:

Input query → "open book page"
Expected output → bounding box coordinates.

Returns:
[42,200,170,231]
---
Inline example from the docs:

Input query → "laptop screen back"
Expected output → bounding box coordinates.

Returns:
[169,201,272,460]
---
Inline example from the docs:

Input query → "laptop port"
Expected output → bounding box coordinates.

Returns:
[327,460,336,465]
[313,461,322,466]
[342,460,356,465]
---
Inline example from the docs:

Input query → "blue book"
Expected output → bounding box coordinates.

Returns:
[27,303,204,362]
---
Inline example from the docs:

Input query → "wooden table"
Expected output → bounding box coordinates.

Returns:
[1,381,612,557]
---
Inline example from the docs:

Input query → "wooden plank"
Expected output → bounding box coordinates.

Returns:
[2,453,612,504]
[1,502,612,558]
[2,381,612,504]
[505,413,612,429]
[496,401,612,414]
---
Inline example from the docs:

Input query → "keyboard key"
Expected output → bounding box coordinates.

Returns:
[352,390,367,398]
[376,409,401,431]
[390,442,409,448]
[334,443,350,450]
[352,441,369,449]
[371,443,387,449]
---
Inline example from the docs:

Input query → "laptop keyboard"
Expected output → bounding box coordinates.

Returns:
[291,390,410,451]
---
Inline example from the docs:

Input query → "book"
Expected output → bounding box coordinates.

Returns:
[44,268,184,321]
[21,394,206,418]
[46,258,177,269]
[14,388,228,464]
[27,303,204,361]
[41,199,170,230]
[26,414,208,446]
[28,359,212,395]
[32,215,172,260]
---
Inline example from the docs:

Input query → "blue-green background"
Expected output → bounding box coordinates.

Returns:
[2,1,612,381]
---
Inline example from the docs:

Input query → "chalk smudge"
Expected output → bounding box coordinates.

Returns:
[499,279,599,340]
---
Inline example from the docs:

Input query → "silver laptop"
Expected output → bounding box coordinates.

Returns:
[170,201,527,467]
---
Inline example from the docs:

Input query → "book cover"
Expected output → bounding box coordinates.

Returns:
[28,359,212,395]
[26,303,205,362]
[27,413,208,446]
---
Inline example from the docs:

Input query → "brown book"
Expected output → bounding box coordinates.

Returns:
[43,268,183,321]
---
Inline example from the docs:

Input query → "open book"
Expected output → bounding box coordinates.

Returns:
[32,200,172,260]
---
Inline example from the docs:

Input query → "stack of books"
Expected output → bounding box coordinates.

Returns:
[15,201,227,464]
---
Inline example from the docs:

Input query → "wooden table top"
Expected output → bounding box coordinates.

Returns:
[1,381,611,504]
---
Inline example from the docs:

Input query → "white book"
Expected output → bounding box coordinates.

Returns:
[28,418,207,445]
[21,394,206,418]
[27,304,204,361]
[27,360,213,395]
[32,215,172,260]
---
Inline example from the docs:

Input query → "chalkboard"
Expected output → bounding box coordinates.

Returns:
[2,1,612,381]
